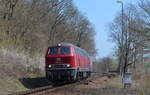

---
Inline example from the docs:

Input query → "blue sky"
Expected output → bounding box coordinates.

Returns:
[73,0,135,58]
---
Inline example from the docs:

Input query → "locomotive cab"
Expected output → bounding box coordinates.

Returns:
[45,45,77,82]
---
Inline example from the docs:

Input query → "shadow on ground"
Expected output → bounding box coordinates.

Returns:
[19,77,51,89]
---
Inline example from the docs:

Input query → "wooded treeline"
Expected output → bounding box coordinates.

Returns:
[109,0,150,73]
[0,0,97,56]
[93,57,118,73]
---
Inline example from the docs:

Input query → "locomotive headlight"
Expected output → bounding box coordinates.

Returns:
[48,65,52,68]
[66,64,70,67]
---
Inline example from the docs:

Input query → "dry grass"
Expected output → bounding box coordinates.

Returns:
[132,64,150,95]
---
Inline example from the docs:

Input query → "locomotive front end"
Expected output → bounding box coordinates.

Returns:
[45,46,77,82]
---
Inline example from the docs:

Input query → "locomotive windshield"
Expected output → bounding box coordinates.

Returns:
[60,47,70,54]
[48,47,70,54]
[49,47,58,54]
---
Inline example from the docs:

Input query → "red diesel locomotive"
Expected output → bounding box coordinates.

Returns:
[45,43,92,83]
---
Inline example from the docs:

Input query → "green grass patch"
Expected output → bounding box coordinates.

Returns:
[25,73,44,78]
[14,79,29,91]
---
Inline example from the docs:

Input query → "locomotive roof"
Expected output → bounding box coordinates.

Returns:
[49,43,87,53]
[58,43,76,47]
[48,43,90,58]
[49,43,77,48]
[58,43,84,50]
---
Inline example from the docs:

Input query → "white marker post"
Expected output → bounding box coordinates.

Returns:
[123,72,132,88]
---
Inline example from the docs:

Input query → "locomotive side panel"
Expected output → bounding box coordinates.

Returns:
[74,47,91,79]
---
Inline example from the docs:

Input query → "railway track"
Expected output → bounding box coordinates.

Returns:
[9,73,115,95]
[9,79,92,95]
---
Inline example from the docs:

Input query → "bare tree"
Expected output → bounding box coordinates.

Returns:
[108,2,148,74]
[0,0,97,57]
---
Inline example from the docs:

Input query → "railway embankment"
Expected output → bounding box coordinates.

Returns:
[0,49,45,95]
